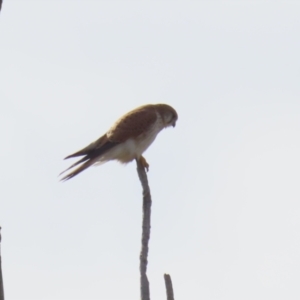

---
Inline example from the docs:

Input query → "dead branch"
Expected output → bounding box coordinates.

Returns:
[164,273,174,300]
[136,159,152,300]
[0,227,4,300]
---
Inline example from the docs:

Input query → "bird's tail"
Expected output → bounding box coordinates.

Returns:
[59,157,100,181]
[59,139,117,181]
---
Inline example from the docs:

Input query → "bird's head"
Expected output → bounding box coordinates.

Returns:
[156,104,178,128]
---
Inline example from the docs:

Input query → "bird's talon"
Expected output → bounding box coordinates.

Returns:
[139,156,150,172]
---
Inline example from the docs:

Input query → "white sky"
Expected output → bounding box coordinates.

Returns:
[1,1,300,299]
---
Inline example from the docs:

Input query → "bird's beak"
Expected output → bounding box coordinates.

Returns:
[172,121,176,128]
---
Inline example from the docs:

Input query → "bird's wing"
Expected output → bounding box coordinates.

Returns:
[64,134,110,159]
[60,135,117,180]
[107,105,158,143]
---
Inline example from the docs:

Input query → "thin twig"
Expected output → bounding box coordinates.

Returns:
[164,274,174,300]
[136,159,152,300]
[0,227,4,300]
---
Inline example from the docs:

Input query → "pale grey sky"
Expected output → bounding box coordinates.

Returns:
[1,1,300,300]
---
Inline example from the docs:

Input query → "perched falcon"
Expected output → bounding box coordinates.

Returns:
[60,104,178,181]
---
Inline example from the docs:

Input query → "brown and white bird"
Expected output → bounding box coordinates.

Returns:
[60,104,178,181]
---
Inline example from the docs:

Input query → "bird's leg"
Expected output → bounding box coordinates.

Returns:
[139,155,149,172]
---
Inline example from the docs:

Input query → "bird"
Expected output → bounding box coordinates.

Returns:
[60,103,178,181]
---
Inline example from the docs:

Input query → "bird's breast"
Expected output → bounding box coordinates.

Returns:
[98,114,164,164]
[117,119,163,162]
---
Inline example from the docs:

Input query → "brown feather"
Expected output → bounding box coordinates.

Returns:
[60,157,100,181]
[64,134,108,159]
[107,105,158,143]
[60,139,118,180]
